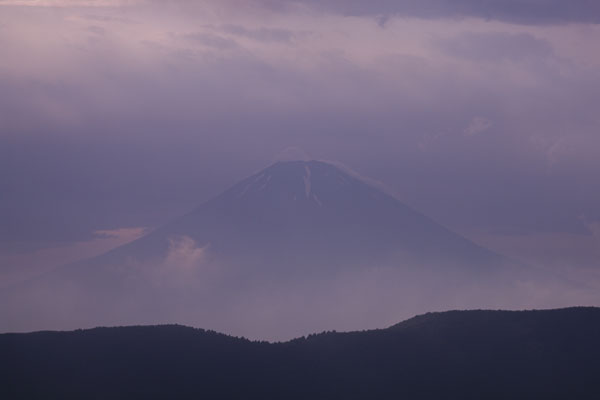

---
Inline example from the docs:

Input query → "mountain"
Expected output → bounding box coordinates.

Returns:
[0,160,539,338]
[2,307,600,399]
[88,160,506,275]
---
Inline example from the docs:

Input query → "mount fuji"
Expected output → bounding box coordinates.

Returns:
[96,160,504,273]
[2,160,529,339]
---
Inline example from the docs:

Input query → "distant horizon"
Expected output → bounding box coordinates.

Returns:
[4,306,599,339]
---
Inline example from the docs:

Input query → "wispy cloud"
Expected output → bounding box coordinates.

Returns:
[464,116,493,136]
[0,227,148,287]
[0,0,140,6]
[258,0,600,25]
[94,227,148,240]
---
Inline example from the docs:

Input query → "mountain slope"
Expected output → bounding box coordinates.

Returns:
[2,307,600,399]
[0,160,535,338]
[77,160,506,277]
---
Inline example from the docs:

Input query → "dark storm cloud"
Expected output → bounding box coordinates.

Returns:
[277,0,600,25]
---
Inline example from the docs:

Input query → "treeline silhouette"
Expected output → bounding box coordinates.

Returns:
[2,307,600,399]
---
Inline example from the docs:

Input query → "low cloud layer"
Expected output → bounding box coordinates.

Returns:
[2,248,599,340]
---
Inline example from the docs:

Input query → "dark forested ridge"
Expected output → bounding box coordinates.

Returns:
[2,307,600,399]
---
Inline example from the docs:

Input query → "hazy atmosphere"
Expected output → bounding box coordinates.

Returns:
[1,0,600,340]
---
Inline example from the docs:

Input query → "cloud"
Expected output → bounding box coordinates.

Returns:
[0,0,140,6]
[464,116,493,136]
[182,32,239,50]
[163,236,208,272]
[274,146,312,162]
[139,236,220,290]
[0,227,148,287]
[1,0,600,276]
[94,227,149,240]
[438,31,554,63]
[265,0,600,25]
[6,0,600,25]
[2,0,600,342]
[465,227,600,270]
[220,24,298,43]
[580,216,600,242]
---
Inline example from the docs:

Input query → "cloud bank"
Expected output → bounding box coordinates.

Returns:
[1,0,599,279]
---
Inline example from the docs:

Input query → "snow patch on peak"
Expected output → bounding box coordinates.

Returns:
[303,165,311,198]
[254,173,265,182]
[257,173,271,191]
[237,183,252,198]
[312,193,323,207]
[274,146,311,162]
[237,172,272,197]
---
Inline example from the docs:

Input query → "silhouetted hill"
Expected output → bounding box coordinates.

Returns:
[2,307,600,399]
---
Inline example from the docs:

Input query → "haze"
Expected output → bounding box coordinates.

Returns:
[1,0,599,340]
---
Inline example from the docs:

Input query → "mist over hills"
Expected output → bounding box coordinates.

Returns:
[2,308,600,399]
[0,160,592,339]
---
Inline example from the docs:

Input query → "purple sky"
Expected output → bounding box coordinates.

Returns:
[1,0,599,285]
